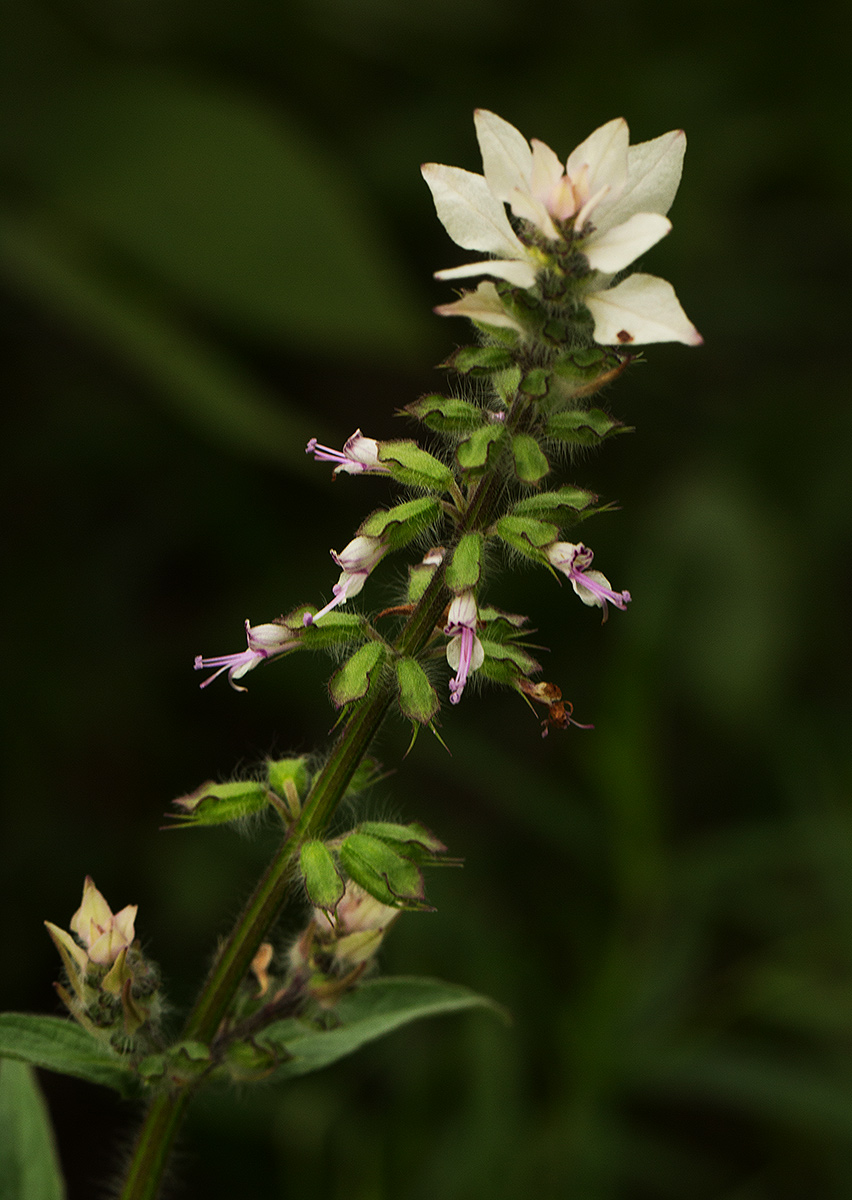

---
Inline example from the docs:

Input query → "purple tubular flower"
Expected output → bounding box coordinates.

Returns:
[194,619,297,691]
[303,536,387,626]
[305,430,388,476]
[444,591,484,704]
[546,542,631,622]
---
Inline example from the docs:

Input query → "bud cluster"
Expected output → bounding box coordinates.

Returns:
[45,877,162,1051]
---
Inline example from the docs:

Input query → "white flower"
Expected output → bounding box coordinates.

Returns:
[303,535,387,626]
[444,591,484,704]
[422,110,701,347]
[306,430,389,476]
[546,542,631,621]
[194,619,298,690]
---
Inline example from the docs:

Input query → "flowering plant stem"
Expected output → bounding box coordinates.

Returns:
[117,477,502,1200]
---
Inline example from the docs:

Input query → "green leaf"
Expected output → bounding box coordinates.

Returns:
[328,643,387,708]
[377,441,454,492]
[169,779,271,827]
[0,1060,66,1200]
[495,516,558,562]
[443,346,516,375]
[0,1015,138,1098]
[511,434,550,484]
[456,425,506,473]
[300,842,345,914]
[395,658,440,725]
[359,498,442,549]
[544,408,629,446]
[339,833,428,908]
[263,976,503,1081]
[511,485,599,524]
[445,533,483,592]
[19,65,425,359]
[404,395,485,434]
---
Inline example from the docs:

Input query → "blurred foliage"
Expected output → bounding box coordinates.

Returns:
[1,0,851,1197]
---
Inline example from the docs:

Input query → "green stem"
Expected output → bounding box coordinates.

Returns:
[118,418,513,1199]
[118,567,451,1200]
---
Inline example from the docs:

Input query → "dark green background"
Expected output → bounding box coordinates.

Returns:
[2,1,851,1196]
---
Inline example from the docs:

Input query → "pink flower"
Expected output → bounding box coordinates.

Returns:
[304,536,387,626]
[444,591,484,704]
[305,430,389,476]
[546,542,631,621]
[194,619,298,690]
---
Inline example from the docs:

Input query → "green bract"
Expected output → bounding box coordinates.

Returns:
[495,515,559,562]
[359,497,442,549]
[456,425,506,473]
[404,394,485,433]
[378,440,454,492]
[445,532,484,592]
[339,833,429,909]
[169,779,271,827]
[511,433,550,483]
[544,408,629,446]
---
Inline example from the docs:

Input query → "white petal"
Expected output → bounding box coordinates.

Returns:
[585,274,703,346]
[434,282,524,332]
[530,138,566,204]
[596,129,686,233]
[446,634,463,671]
[583,212,671,273]
[506,187,560,241]
[470,635,485,671]
[474,109,532,202]
[435,258,537,288]
[421,164,525,257]
[566,118,629,203]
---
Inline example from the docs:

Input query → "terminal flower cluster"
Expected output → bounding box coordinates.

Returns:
[422,109,701,347]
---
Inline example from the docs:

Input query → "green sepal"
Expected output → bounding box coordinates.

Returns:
[548,349,629,401]
[301,611,366,648]
[495,515,558,562]
[544,408,629,446]
[339,833,430,909]
[519,367,550,397]
[360,497,442,549]
[511,484,599,525]
[395,658,440,725]
[456,425,506,473]
[378,440,454,492]
[0,1060,66,1200]
[358,822,450,866]
[511,434,550,484]
[328,642,387,708]
[300,841,346,914]
[478,605,528,632]
[266,756,310,800]
[445,532,483,592]
[442,345,516,376]
[220,1037,288,1083]
[169,779,271,827]
[479,639,541,682]
[404,395,484,434]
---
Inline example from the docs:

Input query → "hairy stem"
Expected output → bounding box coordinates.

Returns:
[118,421,510,1200]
